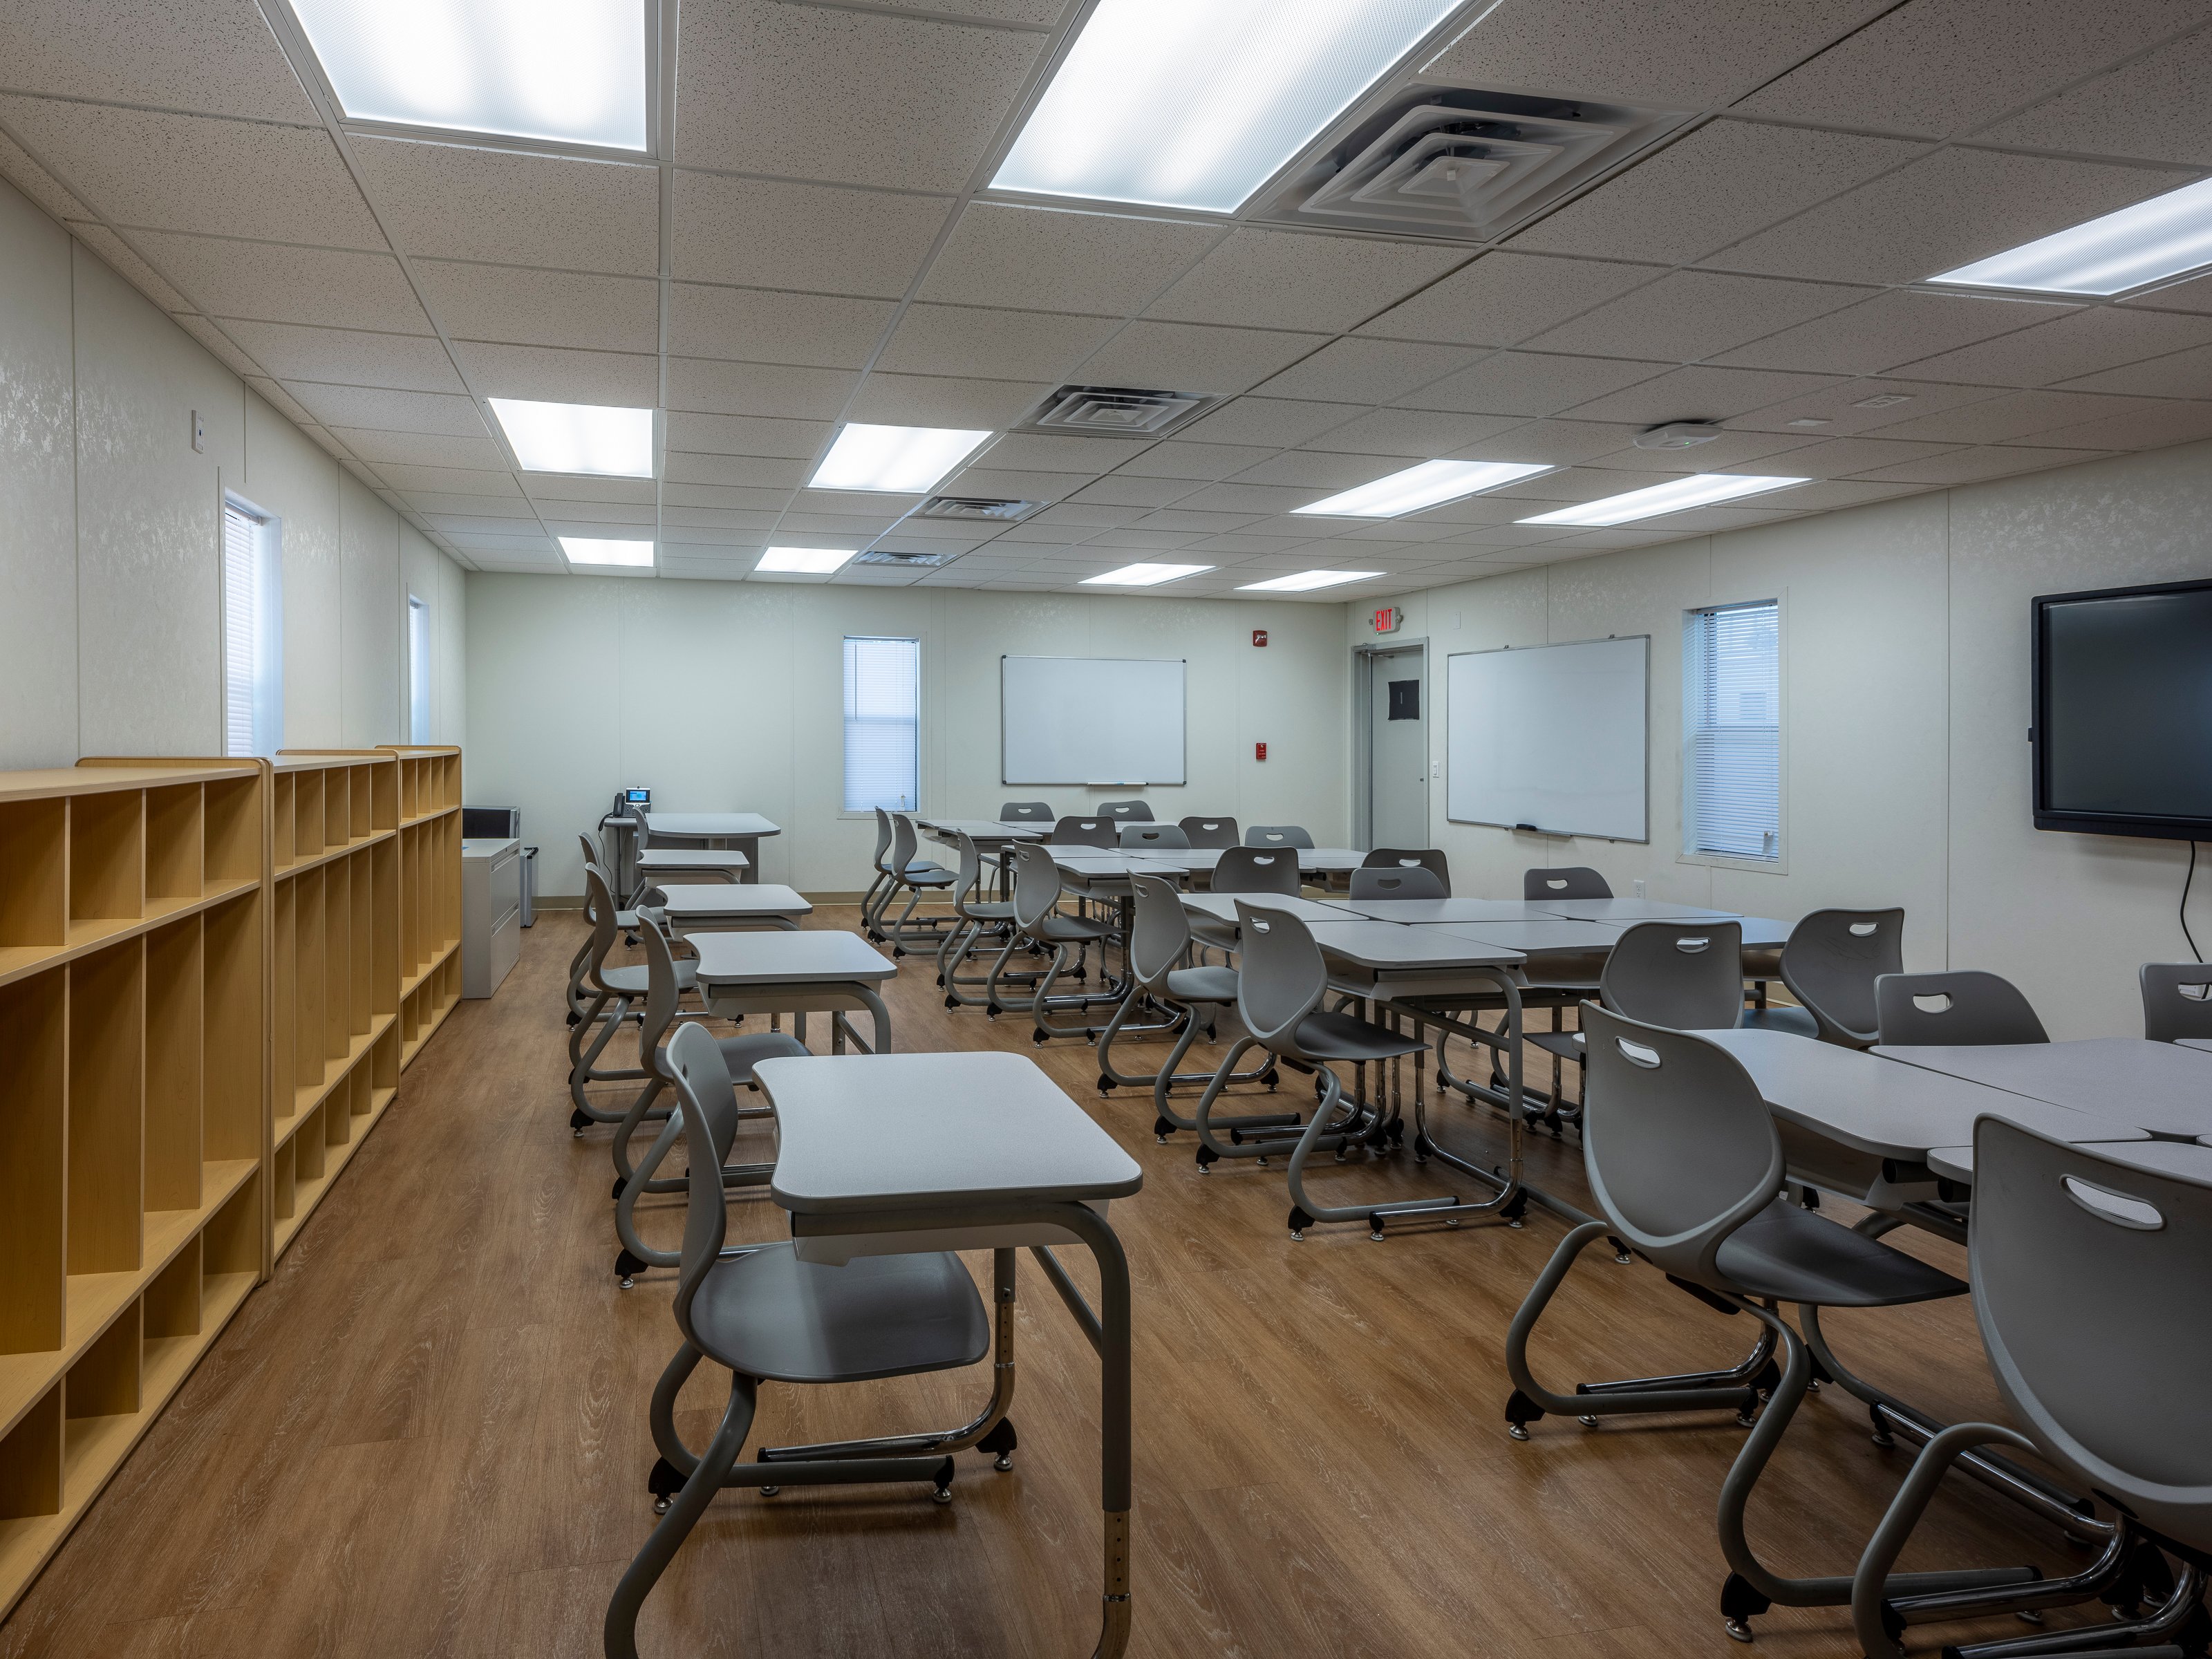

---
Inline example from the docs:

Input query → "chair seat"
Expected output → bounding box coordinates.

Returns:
[1737,1004,1821,1039]
[689,1242,989,1384]
[603,959,697,995]
[1032,913,1110,944]
[1291,1009,1428,1064]
[715,1030,809,1084]
[615,909,639,930]
[1164,965,1239,1004]
[1714,1199,1965,1309]
[1528,1028,1586,1061]
[960,901,1015,921]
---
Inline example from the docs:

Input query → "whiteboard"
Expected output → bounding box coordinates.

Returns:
[1446,637,1648,841]
[1002,656,1187,786]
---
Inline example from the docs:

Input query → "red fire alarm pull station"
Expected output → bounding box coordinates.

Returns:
[1373,606,1401,634]
[1251,628,1268,647]
[1255,742,1267,761]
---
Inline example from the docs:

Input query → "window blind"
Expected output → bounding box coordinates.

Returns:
[223,502,262,756]
[1683,599,1779,861]
[843,636,920,812]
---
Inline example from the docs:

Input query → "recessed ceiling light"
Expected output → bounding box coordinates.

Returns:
[1518,474,1809,527]
[289,0,648,151]
[1237,569,1385,592]
[1928,176,2212,297]
[993,0,1463,214]
[756,547,858,574]
[1785,418,1833,428]
[561,536,653,568]
[1081,563,1214,587]
[1294,459,1553,518]
[809,424,992,494]
[488,399,655,478]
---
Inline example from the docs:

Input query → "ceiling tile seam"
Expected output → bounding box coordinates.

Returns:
[0,85,324,131]
[332,118,657,169]
[774,0,1054,33]
[1954,16,2212,149]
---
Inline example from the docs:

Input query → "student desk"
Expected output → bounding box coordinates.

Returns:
[641,811,781,884]
[635,846,751,888]
[1322,897,1555,924]
[1871,1037,2212,1141]
[690,929,894,1053]
[1159,846,1365,879]
[657,883,811,937]
[1179,892,1349,927]
[1526,897,1742,923]
[1925,1136,2212,1185]
[753,1051,1145,1657]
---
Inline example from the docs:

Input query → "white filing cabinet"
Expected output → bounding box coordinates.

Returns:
[462,835,523,999]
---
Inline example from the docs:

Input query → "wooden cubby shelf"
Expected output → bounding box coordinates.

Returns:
[0,747,462,1623]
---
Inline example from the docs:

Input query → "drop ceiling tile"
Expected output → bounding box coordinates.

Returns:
[1231,451,1403,489]
[662,525,774,547]
[1848,444,2117,483]
[1511,120,1926,266]
[1855,388,2126,442]
[1114,442,1279,481]
[666,411,832,458]
[1299,406,1524,457]
[352,136,657,274]
[285,383,487,437]
[221,320,462,393]
[422,510,543,535]
[1488,464,1689,502]
[1524,270,1867,362]
[129,232,427,332]
[173,315,263,379]
[1400,493,1553,525]
[1185,534,1311,554]
[453,341,657,405]
[1084,528,1208,551]
[1134,509,1268,534]
[1069,475,1194,507]
[1446,418,1650,464]
[1714,288,2071,375]
[1024,502,1147,530]
[1356,252,1660,348]
[1145,227,1468,335]
[942,467,1094,501]
[440,532,558,556]
[1401,351,1671,418]
[1753,435,1966,476]
[1257,338,1481,404]
[523,475,660,507]
[2126,268,2212,314]
[675,1,1042,193]
[538,506,658,532]
[1738,0,2200,140]
[662,478,803,508]
[780,512,904,536]
[673,171,947,297]
[919,202,1217,315]
[1168,482,1328,515]
[0,126,92,220]
[794,488,924,518]
[1976,28,2212,165]
[1076,322,1329,397]
[846,371,1048,427]
[666,284,894,368]
[1332,517,1481,543]
[1579,429,1821,469]
[68,223,191,312]
[416,261,659,355]
[1169,397,1358,449]
[1723,377,2007,435]
[1892,306,2212,387]
[662,455,807,495]
[1719,148,2190,285]
[2059,341,2212,397]
[1436,523,1588,547]
[0,0,316,122]
[659,556,758,580]
[377,464,521,497]
[665,358,859,420]
[969,433,1150,474]
[1420,0,1893,104]
[877,304,1119,382]
[2025,400,2212,449]
[0,97,382,247]
[1757,478,1932,511]
[1561,364,1842,424]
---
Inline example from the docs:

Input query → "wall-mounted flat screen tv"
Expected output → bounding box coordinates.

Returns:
[2034,577,2212,840]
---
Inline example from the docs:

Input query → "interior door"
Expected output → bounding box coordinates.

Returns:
[1368,647,1427,849]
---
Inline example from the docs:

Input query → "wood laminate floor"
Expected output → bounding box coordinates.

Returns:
[2,909,2101,1658]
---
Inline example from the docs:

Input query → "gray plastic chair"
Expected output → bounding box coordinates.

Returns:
[1118,823,1190,851]
[1528,920,1746,1071]
[864,806,944,939]
[998,800,1053,822]
[1504,1006,1999,1644]
[2140,961,2212,1042]
[1362,847,1450,892]
[1348,865,1446,901]
[1049,816,1115,848]
[1096,799,1152,821]
[877,814,955,954]
[1190,845,1302,956]
[1244,825,1315,850]
[604,1023,992,1659]
[1849,1121,2212,1659]
[1738,908,1903,1047]
[568,831,637,1024]
[1524,866,1611,900]
[1179,816,1239,849]
[986,841,1113,1040]
[1875,970,2047,1047]
[569,863,699,1132]
[938,832,1016,1011]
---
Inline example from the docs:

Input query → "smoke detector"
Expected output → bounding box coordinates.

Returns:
[855,548,952,567]
[1633,421,1724,451]
[1018,385,1217,437]
[915,496,1040,523]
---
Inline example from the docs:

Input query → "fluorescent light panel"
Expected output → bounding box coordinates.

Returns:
[1930,177,2212,297]
[1295,459,1553,518]
[994,0,1463,213]
[1518,474,1809,527]
[1238,569,1384,592]
[561,536,653,568]
[809,424,992,494]
[1081,563,1213,587]
[289,0,648,151]
[489,399,655,478]
[756,546,857,574]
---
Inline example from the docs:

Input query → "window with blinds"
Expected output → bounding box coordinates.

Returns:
[1683,599,1780,861]
[843,635,920,813]
[409,594,431,742]
[223,499,281,756]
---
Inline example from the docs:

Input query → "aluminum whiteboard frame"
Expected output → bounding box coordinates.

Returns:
[1445,635,1650,843]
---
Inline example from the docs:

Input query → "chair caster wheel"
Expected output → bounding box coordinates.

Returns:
[1578,1415,1599,1428]
[1871,1432,1896,1449]
[567,1011,581,1027]
[1507,1424,1530,1442]
[1288,1228,1304,1241]
[931,1486,953,1506]
[1445,1217,1460,1228]
[618,1275,635,1290]
[1096,1074,1114,1093]
[653,1495,671,1515]
[1369,1230,1385,1242]
[946,995,959,1009]
[1724,1619,1754,1643]
[2016,1610,2045,1625]
[759,1484,780,1497]
[1032,1029,1049,1046]
[934,974,944,986]
[1736,1410,1759,1428]
[993,1454,1012,1472]
[1255,1155,1268,1168]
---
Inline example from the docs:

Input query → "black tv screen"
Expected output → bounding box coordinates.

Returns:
[2034,578,2212,840]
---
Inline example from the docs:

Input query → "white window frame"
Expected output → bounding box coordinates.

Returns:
[1678,596,1785,874]
[407,592,431,743]
[222,494,283,757]
[840,635,922,816]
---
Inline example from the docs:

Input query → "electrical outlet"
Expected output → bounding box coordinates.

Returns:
[1431,762,1441,780]
[1633,879,1647,898]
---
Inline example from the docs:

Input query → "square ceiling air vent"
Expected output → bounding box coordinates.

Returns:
[1260,85,1688,241]
[856,547,953,566]
[1019,385,1217,437]
[915,495,1040,522]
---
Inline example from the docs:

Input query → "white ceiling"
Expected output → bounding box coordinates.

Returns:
[3,0,2211,601]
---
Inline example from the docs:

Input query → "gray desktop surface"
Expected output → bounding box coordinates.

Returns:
[688,928,892,984]
[1872,1038,2212,1141]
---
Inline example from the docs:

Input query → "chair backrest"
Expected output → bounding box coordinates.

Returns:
[1179,816,1239,850]
[1970,1118,2212,1551]
[1349,865,1446,901]
[890,812,924,874]
[950,832,989,915]
[1210,845,1300,897]
[579,830,607,871]
[664,1023,744,1345]
[871,806,898,877]
[1097,799,1152,821]
[1008,841,1069,930]
[1126,874,1192,988]
[1118,823,1190,850]
[637,916,684,1078]
[1244,824,1315,850]
[1362,847,1450,894]
[581,863,624,993]
[1875,970,2047,1047]
[1524,865,1611,899]
[999,800,1054,822]
[1231,901,1329,1052]
[1601,921,1745,1031]
[2140,962,2212,1042]
[1579,1004,1784,1290]
[1779,908,1904,1045]
[1049,816,1114,847]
